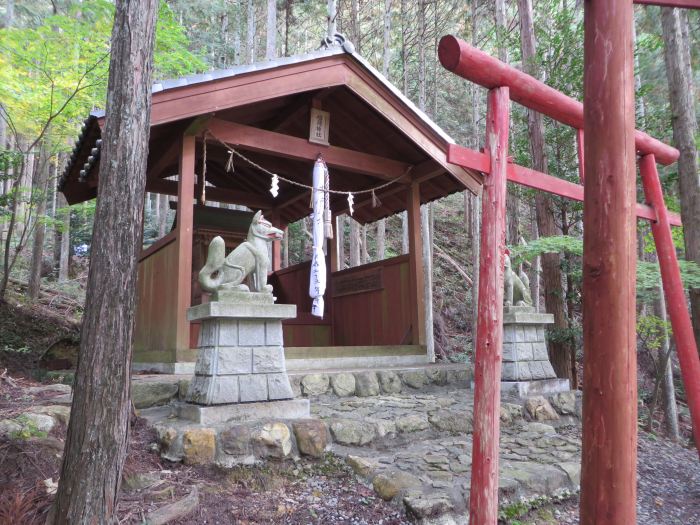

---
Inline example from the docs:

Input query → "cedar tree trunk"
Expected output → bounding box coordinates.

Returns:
[518,0,574,384]
[51,1,158,522]
[661,7,700,347]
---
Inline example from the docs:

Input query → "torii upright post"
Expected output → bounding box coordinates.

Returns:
[469,86,509,524]
[580,2,637,523]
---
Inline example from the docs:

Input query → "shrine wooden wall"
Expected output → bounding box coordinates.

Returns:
[133,233,180,362]
[269,254,412,348]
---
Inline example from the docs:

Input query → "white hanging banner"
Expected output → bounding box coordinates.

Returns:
[309,158,329,318]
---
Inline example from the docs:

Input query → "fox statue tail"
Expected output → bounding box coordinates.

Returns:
[199,236,226,292]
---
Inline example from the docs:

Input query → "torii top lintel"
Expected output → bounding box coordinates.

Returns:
[438,35,679,166]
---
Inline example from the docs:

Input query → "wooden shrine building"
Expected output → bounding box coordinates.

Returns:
[60,38,480,374]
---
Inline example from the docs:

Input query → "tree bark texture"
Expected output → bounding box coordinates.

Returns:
[349,217,360,267]
[247,0,256,63]
[422,204,435,361]
[470,1,481,348]
[327,0,337,39]
[336,215,344,270]
[518,0,574,385]
[158,193,170,237]
[58,189,70,282]
[655,279,680,441]
[382,0,392,77]
[266,0,277,59]
[661,7,700,347]
[28,145,51,300]
[51,1,158,522]
[376,219,386,260]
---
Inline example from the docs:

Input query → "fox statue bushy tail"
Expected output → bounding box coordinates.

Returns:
[199,236,227,291]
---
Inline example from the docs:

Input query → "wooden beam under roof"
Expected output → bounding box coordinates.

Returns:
[147,178,274,209]
[206,119,412,183]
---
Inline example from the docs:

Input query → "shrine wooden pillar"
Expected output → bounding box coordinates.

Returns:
[580,2,637,524]
[175,134,195,355]
[270,211,282,272]
[469,86,509,525]
[639,154,700,456]
[406,182,426,346]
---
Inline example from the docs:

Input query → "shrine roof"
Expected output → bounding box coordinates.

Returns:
[60,37,480,225]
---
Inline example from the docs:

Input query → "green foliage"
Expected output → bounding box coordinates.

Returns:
[637,314,672,353]
[510,235,700,301]
[0,0,205,154]
[10,415,48,440]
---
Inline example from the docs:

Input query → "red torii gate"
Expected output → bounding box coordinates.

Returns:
[439,2,700,524]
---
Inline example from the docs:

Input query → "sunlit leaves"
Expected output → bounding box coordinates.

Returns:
[0,0,205,153]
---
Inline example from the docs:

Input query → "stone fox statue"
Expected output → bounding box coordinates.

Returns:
[199,211,283,294]
[504,253,533,307]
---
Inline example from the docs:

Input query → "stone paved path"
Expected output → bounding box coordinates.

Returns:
[311,388,581,522]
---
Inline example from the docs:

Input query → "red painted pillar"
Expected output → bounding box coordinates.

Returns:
[469,86,509,525]
[580,2,637,524]
[639,154,700,455]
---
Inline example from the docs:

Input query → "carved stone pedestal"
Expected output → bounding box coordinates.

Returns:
[182,293,309,421]
[500,306,570,398]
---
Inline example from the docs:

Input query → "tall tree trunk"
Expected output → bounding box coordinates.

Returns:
[28,144,51,301]
[496,0,519,246]
[375,0,391,258]
[470,0,481,348]
[376,220,385,261]
[327,0,337,38]
[360,224,369,264]
[284,0,293,56]
[529,206,540,311]
[51,1,158,522]
[266,0,277,59]
[417,0,434,360]
[350,0,360,51]
[58,190,70,282]
[0,155,24,300]
[158,194,169,237]
[518,0,574,385]
[655,279,680,440]
[382,0,392,77]
[336,215,344,270]
[661,7,700,346]
[247,0,256,63]
[349,218,360,267]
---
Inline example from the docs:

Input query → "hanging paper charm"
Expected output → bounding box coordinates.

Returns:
[347,193,355,216]
[225,150,235,173]
[270,174,279,197]
[309,158,329,318]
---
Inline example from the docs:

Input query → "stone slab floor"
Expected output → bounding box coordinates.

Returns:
[310,388,581,523]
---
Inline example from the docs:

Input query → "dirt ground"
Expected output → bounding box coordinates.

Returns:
[0,376,410,525]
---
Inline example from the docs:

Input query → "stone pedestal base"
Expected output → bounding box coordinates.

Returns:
[500,307,565,397]
[501,378,571,398]
[186,294,297,405]
[178,398,311,425]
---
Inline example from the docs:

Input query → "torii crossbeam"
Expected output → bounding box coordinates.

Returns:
[439,2,700,523]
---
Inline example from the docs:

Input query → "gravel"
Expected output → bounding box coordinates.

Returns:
[537,432,700,525]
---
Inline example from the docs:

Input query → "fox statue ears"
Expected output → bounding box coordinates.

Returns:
[253,210,262,222]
